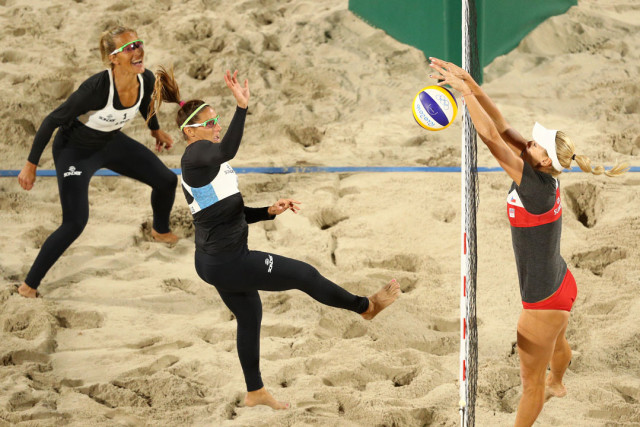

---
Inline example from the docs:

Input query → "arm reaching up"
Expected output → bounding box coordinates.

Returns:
[429,58,525,185]
[429,57,528,156]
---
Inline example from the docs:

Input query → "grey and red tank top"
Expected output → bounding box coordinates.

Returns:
[507,162,567,303]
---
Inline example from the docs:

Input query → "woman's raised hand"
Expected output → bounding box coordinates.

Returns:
[224,70,250,109]
[428,57,473,94]
[429,57,472,81]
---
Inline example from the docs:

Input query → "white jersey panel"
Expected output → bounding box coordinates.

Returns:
[181,162,240,215]
[78,69,143,132]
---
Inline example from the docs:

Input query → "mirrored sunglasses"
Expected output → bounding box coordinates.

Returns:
[111,39,144,55]
[183,115,220,129]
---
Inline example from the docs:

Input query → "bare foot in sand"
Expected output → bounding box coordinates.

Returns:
[361,279,401,320]
[17,282,38,298]
[544,373,567,401]
[151,229,179,244]
[245,387,289,410]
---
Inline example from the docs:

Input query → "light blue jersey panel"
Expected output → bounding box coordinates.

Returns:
[191,185,219,210]
[181,162,240,215]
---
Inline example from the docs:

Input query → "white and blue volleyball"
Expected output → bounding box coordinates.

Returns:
[412,85,458,131]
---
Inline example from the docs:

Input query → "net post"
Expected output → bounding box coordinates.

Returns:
[460,0,479,425]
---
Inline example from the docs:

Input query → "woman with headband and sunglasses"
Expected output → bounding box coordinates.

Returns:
[16,26,179,298]
[428,57,628,427]
[148,67,401,410]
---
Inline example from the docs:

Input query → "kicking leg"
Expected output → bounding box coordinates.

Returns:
[242,251,400,316]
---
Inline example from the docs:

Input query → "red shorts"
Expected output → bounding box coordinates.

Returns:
[522,269,577,312]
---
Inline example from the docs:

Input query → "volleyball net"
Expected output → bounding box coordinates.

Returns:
[460,0,480,425]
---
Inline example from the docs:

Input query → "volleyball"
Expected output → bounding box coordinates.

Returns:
[412,85,458,131]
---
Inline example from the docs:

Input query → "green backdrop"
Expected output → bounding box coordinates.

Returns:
[348,0,576,82]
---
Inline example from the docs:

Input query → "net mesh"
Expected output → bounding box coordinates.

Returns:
[462,0,480,425]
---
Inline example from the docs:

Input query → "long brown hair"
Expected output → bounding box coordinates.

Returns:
[147,66,206,135]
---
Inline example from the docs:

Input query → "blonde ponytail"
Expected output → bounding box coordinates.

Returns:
[555,131,628,178]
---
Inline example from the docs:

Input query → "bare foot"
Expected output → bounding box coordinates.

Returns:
[544,374,567,401]
[17,282,38,298]
[244,387,289,410]
[151,229,179,244]
[361,279,401,320]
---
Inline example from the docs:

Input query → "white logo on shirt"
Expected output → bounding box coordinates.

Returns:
[63,166,83,178]
[98,113,116,123]
[265,255,273,273]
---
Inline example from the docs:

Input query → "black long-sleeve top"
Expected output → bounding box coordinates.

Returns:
[180,106,274,255]
[27,69,159,165]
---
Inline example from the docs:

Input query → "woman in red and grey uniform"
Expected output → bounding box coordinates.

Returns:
[429,57,627,427]
[148,67,401,410]
[16,27,178,298]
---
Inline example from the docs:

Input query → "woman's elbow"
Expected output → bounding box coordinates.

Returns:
[478,128,501,146]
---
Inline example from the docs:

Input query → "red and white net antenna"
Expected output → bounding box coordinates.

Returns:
[460,0,479,425]
[459,222,469,424]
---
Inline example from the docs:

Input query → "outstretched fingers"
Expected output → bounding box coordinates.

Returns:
[224,69,250,108]
[287,199,301,213]
[428,63,449,86]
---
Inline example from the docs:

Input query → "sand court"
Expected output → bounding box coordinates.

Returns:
[1,0,639,425]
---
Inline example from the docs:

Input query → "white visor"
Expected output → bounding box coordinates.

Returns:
[532,122,563,172]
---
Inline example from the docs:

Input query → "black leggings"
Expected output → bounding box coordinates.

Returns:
[25,131,177,289]
[194,247,369,391]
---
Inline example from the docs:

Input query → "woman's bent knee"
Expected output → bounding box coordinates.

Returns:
[62,218,88,239]
[161,171,178,191]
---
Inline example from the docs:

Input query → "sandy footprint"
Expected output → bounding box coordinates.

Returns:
[570,246,628,276]
[2,308,56,341]
[342,320,368,339]
[121,355,180,377]
[112,372,208,410]
[262,293,292,314]
[1,350,50,366]
[79,383,149,408]
[563,182,603,228]
[53,309,103,330]
[261,323,302,338]
[314,207,348,230]
[366,254,420,273]
[138,340,193,356]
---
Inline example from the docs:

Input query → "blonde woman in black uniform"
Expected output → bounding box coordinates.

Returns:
[429,57,627,427]
[17,26,178,298]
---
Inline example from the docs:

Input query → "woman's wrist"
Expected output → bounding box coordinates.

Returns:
[460,84,474,97]
[466,79,480,93]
